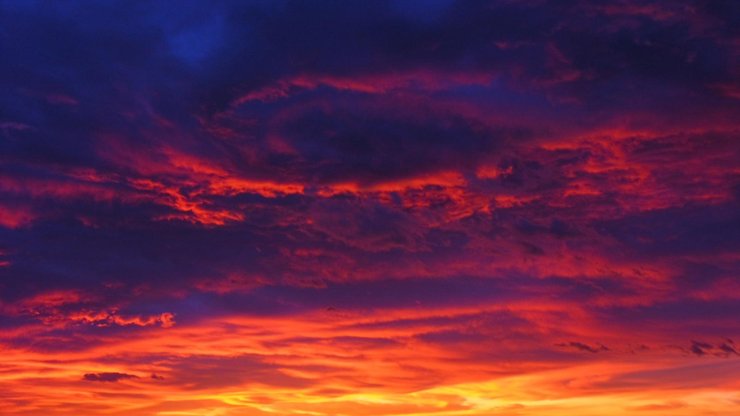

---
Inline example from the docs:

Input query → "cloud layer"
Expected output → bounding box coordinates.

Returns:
[1,1,739,415]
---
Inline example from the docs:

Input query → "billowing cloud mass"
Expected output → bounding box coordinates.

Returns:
[1,1,739,415]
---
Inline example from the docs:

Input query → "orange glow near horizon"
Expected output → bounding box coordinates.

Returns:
[2,309,739,415]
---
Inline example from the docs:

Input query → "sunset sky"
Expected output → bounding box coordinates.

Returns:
[1,1,739,415]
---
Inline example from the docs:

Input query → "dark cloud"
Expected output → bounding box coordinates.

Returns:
[689,340,713,356]
[269,102,522,184]
[556,341,610,353]
[83,372,139,382]
[598,201,740,257]
[718,339,739,356]
[689,339,740,357]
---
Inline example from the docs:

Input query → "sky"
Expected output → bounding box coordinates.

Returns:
[0,0,739,415]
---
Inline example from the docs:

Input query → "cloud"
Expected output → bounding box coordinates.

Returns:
[265,101,520,184]
[689,339,740,357]
[162,355,312,390]
[0,204,36,228]
[689,340,713,356]
[556,342,610,353]
[83,372,139,382]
